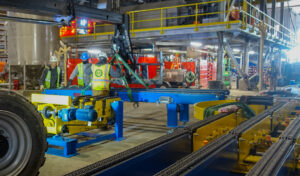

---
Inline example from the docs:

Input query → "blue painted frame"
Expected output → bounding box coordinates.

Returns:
[44,88,228,127]
[45,100,124,157]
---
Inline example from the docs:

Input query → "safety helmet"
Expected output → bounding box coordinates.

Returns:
[49,55,58,63]
[97,51,107,59]
[81,52,89,60]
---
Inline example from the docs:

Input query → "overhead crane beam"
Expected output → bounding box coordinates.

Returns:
[0,0,123,25]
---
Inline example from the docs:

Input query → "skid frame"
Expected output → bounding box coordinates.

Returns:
[44,88,229,127]
[46,100,124,158]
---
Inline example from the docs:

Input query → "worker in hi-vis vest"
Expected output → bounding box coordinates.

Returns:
[85,51,121,96]
[40,55,62,90]
[67,52,92,87]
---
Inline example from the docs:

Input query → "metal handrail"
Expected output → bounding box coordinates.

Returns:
[61,0,295,46]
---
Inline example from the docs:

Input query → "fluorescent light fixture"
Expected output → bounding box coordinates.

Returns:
[169,50,187,54]
[88,49,101,55]
[233,48,240,52]
[190,42,202,47]
[143,48,152,51]
[249,50,255,54]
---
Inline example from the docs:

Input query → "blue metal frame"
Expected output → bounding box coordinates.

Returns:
[44,88,228,127]
[46,100,124,157]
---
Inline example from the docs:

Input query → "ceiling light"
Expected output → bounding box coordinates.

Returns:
[190,42,202,47]
[249,50,255,54]
[233,48,240,52]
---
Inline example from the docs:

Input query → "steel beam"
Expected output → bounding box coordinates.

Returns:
[224,43,246,79]
[0,0,123,24]
[217,32,224,81]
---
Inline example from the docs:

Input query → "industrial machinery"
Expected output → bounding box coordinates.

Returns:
[31,94,120,135]
[65,98,300,176]
[30,93,123,157]
[44,88,229,127]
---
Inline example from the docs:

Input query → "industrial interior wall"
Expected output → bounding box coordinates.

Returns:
[120,0,185,30]
[6,12,59,65]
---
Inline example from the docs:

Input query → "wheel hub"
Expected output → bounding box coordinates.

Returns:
[0,110,32,176]
[0,134,9,158]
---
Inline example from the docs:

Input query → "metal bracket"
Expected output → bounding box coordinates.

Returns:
[158,97,173,104]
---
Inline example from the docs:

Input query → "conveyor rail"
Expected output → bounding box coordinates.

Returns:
[66,101,287,176]
[65,113,232,176]
[155,102,288,176]
[246,116,300,176]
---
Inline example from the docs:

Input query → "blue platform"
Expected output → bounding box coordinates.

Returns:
[46,101,124,158]
[44,88,228,127]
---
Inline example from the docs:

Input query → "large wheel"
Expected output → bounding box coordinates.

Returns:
[0,90,47,176]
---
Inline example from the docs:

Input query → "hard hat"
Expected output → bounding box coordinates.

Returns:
[49,56,58,62]
[98,51,107,59]
[81,52,89,60]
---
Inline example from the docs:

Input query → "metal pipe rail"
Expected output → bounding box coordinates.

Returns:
[155,101,288,176]
[61,0,295,48]
[246,116,300,176]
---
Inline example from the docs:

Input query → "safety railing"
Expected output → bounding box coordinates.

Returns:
[61,0,295,46]
[239,0,296,45]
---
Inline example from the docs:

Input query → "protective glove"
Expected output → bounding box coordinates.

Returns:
[40,85,44,91]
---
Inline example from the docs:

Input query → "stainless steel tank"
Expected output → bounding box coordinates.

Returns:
[6,12,59,65]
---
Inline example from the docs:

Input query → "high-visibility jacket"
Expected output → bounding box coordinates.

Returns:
[92,64,111,90]
[45,66,60,89]
[77,63,84,87]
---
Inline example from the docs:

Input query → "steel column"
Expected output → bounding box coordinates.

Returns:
[217,32,224,81]
[111,101,124,141]
[243,41,250,75]
[280,2,284,39]
[167,104,178,128]
[271,0,276,35]
[179,104,189,123]
[258,23,267,91]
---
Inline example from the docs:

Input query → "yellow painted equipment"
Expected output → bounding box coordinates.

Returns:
[193,101,267,151]
[192,99,300,174]
[32,94,120,135]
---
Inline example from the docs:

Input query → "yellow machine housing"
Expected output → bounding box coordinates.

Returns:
[31,94,120,135]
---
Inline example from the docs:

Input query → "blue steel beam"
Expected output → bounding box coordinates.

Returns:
[44,88,228,127]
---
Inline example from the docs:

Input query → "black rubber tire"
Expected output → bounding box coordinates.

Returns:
[0,90,47,176]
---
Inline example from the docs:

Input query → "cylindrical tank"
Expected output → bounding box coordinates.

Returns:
[6,12,59,65]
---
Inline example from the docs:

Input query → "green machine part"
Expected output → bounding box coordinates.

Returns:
[223,56,231,86]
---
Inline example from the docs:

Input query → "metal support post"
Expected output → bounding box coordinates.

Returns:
[167,104,178,128]
[278,50,282,78]
[8,64,11,90]
[271,0,276,35]
[260,0,266,20]
[23,65,26,90]
[280,2,284,39]
[243,41,250,75]
[258,22,267,91]
[224,43,245,79]
[217,32,224,81]
[179,104,189,123]
[111,101,124,141]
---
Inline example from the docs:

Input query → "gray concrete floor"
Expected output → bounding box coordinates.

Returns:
[39,102,196,176]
